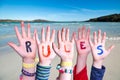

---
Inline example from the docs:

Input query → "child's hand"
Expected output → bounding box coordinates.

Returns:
[53,28,74,62]
[35,26,56,66]
[8,22,37,63]
[89,30,114,68]
[74,26,91,56]
[53,28,74,80]
[74,26,90,74]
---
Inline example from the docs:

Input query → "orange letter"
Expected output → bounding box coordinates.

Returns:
[64,45,70,53]
[42,45,51,57]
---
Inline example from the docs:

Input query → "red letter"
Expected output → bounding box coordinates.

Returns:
[80,41,86,49]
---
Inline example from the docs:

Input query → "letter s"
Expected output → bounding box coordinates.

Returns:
[97,45,103,55]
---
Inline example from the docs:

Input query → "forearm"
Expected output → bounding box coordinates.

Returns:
[76,55,88,74]
[22,67,35,80]
[21,58,36,80]
[90,65,105,80]
[35,59,52,80]
[73,65,88,80]
[58,67,72,80]
[36,63,51,80]
[91,59,105,80]
[57,60,73,80]
[93,60,103,69]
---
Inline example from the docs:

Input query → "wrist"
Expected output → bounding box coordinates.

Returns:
[39,60,51,66]
[23,58,35,64]
[78,53,89,58]
[61,60,73,67]
[93,60,103,69]
[56,64,73,74]
[22,58,35,73]
[21,61,36,79]
[61,59,73,62]
[76,55,87,74]
[60,61,73,67]
[77,55,88,65]
[77,54,88,59]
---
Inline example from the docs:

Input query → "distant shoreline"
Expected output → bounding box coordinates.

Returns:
[86,13,120,22]
[0,13,120,23]
[0,19,84,23]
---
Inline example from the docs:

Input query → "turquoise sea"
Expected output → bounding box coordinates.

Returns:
[0,22,120,54]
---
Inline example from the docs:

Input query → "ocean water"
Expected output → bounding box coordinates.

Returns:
[0,22,120,54]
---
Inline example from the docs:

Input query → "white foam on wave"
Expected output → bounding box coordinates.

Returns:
[0,24,9,27]
[106,37,120,41]
[0,35,16,39]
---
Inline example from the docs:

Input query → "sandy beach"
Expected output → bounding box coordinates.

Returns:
[0,0,120,79]
[0,40,120,80]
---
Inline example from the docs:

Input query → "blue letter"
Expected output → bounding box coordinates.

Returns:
[97,45,103,55]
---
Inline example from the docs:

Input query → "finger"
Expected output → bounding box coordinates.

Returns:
[71,32,75,43]
[8,42,19,53]
[58,30,61,43]
[97,30,101,43]
[27,23,31,38]
[102,32,106,44]
[66,28,69,41]
[78,28,81,39]
[107,45,115,54]
[93,31,97,44]
[73,32,77,41]
[82,26,86,38]
[46,26,50,41]
[62,28,65,41]
[52,43,59,55]
[89,35,93,47]
[86,28,90,39]
[104,45,115,57]
[41,27,45,42]
[21,21,27,38]
[33,29,36,40]
[14,26,22,42]
[35,30,40,45]
[50,29,55,42]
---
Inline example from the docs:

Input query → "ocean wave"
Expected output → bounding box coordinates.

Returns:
[106,37,120,41]
[0,24,9,27]
[0,35,16,40]
[0,45,9,50]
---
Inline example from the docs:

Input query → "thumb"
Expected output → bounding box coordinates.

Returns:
[33,29,37,40]
[73,32,77,41]
[107,45,115,53]
[88,35,93,47]
[104,45,115,58]
[8,42,19,53]
[35,30,40,45]
[52,43,59,55]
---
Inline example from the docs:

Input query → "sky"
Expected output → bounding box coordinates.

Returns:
[0,0,120,21]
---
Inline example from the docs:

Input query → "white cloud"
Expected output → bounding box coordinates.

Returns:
[64,4,120,13]
[80,8,119,13]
